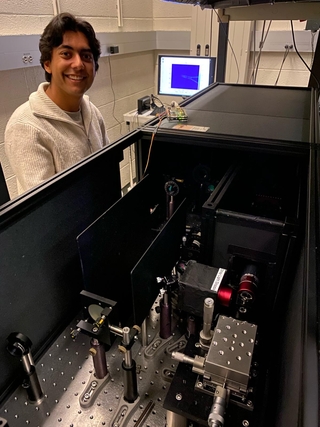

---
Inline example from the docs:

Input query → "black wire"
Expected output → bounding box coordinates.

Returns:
[274,46,290,86]
[143,117,164,177]
[250,21,265,84]
[151,94,165,108]
[107,56,124,135]
[252,20,256,83]
[253,20,266,84]
[251,20,272,85]
[290,20,320,89]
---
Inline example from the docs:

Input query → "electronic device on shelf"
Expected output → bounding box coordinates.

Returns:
[158,54,216,98]
[166,105,188,121]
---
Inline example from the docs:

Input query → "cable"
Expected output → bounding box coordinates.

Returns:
[253,20,266,84]
[143,116,165,177]
[250,20,272,85]
[107,56,124,135]
[150,94,167,116]
[274,45,290,86]
[290,20,320,89]
[252,20,256,81]
[151,94,165,108]
[214,10,240,84]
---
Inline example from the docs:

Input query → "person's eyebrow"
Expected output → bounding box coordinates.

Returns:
[58,44,92,52]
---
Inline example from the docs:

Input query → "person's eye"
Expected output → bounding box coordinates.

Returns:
[60,51,71,58]
[82,53,93,62]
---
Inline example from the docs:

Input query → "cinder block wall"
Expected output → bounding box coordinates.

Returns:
[0,0,192,199]
[153,1,192,31]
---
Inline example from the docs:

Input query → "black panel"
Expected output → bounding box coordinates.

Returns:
[131,198,187,325]
[185,85,311,119]
[160,84,312,143]
[201,155,303,267]
[77,174,166,325]
[0,146,122,403]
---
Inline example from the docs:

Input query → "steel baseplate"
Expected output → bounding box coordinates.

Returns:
[0,310,186,427]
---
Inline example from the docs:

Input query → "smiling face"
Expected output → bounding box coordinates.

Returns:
[44,31,96,112]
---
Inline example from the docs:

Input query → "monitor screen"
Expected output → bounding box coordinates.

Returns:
[158,54,216,98]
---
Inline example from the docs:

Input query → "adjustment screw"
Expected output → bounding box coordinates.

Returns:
[176,393,182,401]
[242,421,249,427]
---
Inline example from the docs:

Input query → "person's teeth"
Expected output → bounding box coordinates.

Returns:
[69,75,83,80]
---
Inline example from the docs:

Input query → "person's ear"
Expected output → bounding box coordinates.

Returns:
[44,60,52,75]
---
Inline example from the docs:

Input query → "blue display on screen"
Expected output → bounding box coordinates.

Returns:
[171,64,200,91]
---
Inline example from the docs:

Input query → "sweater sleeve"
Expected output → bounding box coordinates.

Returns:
[100,117,110,146]
[88,101,110,147]
[5,122,56,194]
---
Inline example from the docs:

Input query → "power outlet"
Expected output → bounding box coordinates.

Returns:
[109,46,119,54]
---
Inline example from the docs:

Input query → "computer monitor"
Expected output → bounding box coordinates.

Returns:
[158,54,216,98]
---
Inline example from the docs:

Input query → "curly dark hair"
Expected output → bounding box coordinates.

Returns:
[39,13,101,82]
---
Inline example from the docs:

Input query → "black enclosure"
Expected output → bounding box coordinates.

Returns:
[137,83,318,427]
[0,83,318,427]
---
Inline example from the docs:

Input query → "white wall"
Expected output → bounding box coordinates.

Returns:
[248,51,314,86]
[153,1,192,31]
[247,20,315,86]
[0,0,193,199]
[225,20,253,84]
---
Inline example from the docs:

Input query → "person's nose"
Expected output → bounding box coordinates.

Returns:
[72,53,84,70]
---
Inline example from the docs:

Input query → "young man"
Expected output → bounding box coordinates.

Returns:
[5,13,109,195]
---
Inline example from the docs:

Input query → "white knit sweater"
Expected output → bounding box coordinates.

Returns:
[5,82,109,194]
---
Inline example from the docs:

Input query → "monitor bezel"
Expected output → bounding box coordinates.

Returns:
[157,54,216,98]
